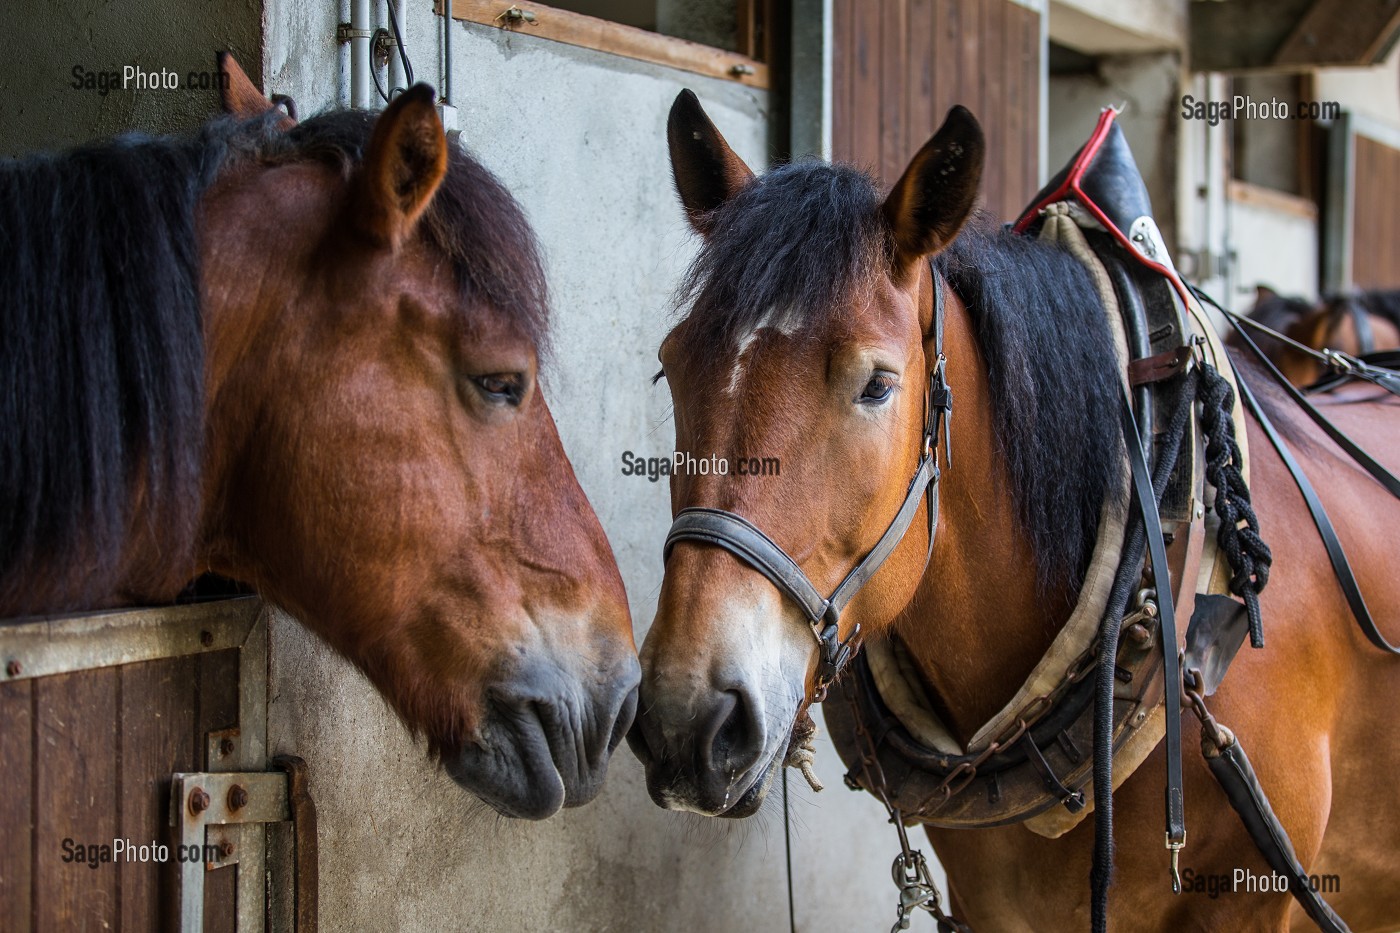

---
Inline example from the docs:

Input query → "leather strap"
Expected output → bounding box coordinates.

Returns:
[1118,390,1187,866]
[1224,312,1400,500]
[1347,299,1376,356]
[1204,737,1351,933]
[1232,373,1400,655]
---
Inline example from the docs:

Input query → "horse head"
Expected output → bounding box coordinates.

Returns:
[628,90,983,815]
[193,71,638,817]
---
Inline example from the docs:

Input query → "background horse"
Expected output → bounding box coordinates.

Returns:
[1242,285,1400,385]
[0,76,639,819]
[631,91,1400,929]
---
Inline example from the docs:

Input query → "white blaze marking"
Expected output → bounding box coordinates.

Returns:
[725,306,803,396]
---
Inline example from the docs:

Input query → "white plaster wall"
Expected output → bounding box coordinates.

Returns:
[1314,44,1400,131]
[1226,193,1318,312]
[262,7,919,931]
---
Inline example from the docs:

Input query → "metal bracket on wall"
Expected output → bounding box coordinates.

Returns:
[172,757,318,933]
[337,23,375,43]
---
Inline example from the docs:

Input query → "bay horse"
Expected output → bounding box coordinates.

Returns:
[630,90,1400,929]
[0,67,639,819]
[1243,286,1400,386]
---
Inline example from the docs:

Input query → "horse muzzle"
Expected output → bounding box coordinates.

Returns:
[626,673,788,817]
[448,655,640,819]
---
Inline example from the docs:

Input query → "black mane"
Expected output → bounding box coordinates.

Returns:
[935,223,1123,592]
[0,108,547,615]
[678,161,1122,592]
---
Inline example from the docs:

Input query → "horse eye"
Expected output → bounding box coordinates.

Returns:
[860,375,896,403]
[473,373,524,406]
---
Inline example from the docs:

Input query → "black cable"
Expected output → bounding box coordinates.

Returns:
[783,770,797,933]
[371,1,417,105]
[370,28,393,104]
[387,0,414,88]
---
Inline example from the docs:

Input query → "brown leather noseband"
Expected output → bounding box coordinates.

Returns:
[663,270,951,700]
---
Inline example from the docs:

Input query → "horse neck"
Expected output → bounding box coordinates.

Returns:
[193,165,319,576]
[889,283,1073,746]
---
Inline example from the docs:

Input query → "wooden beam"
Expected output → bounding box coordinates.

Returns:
[1274,0,1400,67]
[1189,0,1312,72]
[442,0,770,89]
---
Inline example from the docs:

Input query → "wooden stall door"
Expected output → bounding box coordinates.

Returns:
[0,600,269,932]
[1324,113,1400,292]
[832,0,1042,221]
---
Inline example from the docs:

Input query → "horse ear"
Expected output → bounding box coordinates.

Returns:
[882,106,984,279]
[216,52,295,128]
[354,84,448,250]
[1254,284,1278,306]
[668,89,755,235]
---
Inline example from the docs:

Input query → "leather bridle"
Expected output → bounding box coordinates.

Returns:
[663,267,952,700]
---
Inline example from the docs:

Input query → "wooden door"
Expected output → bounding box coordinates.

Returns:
[831,0,1042,221]
[0,599,269,932]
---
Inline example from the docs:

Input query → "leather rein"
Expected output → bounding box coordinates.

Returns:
[663,269,952,701]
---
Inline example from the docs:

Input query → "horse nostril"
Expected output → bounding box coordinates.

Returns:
[705,688,763,775]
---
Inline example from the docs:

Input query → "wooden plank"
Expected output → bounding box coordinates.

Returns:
[1274,0,1400,67]
[960,0,984,148]
[1024,5,1041,201]
[850,0,883,171]
[906,0,935,160]
[1004,2,1027,221]
[879,0,908,185]
[0,680,33,933]
[832,0,853,161]
[443,0,770,89]
[0,597,260,684]
[932,0,960,123]
[1351,134,1400,288]
[982,0,1006,218]
[203,864,238,933]
[120,656,198,932]
[34,669,118,932]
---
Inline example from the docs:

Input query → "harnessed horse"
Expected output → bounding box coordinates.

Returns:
[0,58,639,820]
[1242,287,1400,387]
[631,91,1400,930]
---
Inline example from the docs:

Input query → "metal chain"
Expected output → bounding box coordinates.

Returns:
[844,686,971,932]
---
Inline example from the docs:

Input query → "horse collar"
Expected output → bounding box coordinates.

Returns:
[663,265,951,700]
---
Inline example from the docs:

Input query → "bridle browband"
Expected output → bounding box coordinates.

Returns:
[663,267,952,700]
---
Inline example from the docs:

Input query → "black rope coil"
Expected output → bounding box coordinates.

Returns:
[1197,362,1272,648]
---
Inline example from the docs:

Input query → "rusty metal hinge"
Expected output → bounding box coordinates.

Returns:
[171,755,317,933]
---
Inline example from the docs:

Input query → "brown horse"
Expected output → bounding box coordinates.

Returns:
[1243,286,1400,386]
[0,70,638,819]
[631,91,1400,929]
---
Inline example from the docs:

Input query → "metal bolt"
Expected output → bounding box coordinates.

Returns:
[199,630,214,648]
[218,840,235,859]
[729,63,756,77]
[189,787,211,814]
[228,785,249,811]
[5,660,20,677]
[1125,622,1153,647]
[219,738,235,757]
